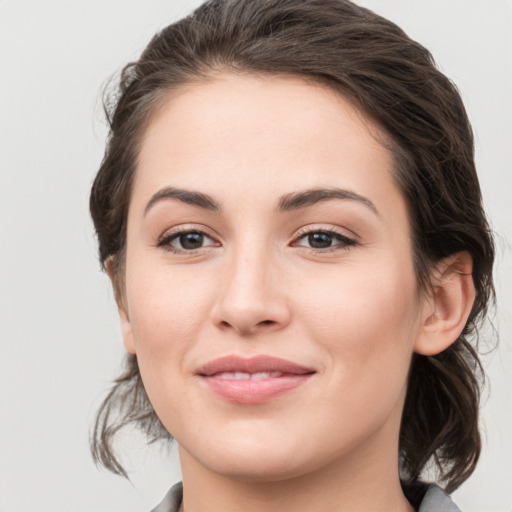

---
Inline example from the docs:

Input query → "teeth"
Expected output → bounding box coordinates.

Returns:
[216,372,250,380]
[251,371,282,380]
[234,372,251,380]
[215,371,283,380]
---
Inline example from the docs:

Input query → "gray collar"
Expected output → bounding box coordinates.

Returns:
[418,485,461,512]
[151,481,461,512]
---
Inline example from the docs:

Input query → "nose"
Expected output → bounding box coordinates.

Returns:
[210,246,291,336]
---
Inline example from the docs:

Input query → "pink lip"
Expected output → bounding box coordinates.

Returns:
[197,355,315,404]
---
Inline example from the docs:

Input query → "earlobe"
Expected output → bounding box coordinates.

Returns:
[415,252,475,356]
[105,255,136,355]
[119,310,136,355]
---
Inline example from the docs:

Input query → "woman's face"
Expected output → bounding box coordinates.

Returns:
[119,73,431,481]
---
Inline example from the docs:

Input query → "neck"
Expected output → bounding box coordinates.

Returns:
[177,424,414,512]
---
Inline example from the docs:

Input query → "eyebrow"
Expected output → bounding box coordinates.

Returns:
[144,186,378,216]
[144,187,221,215]
[277,188,378,215]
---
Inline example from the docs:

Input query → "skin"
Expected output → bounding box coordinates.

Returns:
[112,73,475,512]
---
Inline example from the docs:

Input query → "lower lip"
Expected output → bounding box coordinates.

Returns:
[201,374,313,404]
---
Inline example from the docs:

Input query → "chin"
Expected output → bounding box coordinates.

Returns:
[203,453,311,483]
[178,428,317,482]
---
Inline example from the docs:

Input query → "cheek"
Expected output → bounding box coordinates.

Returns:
[126,262,215,351]
[295,267,420,448]
[123,263,219,418]
[298,258,420,376]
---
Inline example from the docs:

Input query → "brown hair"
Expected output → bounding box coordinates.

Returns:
[90,0,495,494]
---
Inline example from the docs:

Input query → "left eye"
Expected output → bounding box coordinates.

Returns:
[294,230,355,250]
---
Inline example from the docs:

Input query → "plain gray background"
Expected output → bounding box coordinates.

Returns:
[1,1,511,511]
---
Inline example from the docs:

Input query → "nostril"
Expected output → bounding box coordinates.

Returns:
[259,320,275,325]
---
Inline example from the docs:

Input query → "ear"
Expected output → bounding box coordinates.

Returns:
[415,252,475,356]
[105,256,136,355]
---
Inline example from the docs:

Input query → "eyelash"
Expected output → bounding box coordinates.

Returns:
[156,228,219,254]
[156,227,357,255]
[292,227,357,253]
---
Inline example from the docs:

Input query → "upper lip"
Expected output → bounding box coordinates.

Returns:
[197,355,315,376]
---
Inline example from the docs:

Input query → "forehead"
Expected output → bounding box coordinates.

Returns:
[133,72,404,218]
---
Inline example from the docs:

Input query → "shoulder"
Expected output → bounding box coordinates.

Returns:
[418,485,462,512]
[151,482,183,512]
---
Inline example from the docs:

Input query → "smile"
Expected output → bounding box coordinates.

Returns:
[197,355,315,404]
[214,371,284,380]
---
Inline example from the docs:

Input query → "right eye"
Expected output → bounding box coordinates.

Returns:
[157,229,219,253]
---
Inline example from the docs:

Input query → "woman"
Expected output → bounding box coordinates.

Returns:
[89,0,495,510]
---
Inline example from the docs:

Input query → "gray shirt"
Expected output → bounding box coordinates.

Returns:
[151,481,461,512]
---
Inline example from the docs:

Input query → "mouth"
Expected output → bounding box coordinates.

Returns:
[196,355,316,404]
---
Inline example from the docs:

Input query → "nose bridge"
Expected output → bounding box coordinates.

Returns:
[211,234,289,334]
[231,237,270,296]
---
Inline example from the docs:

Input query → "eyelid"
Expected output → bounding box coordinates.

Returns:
[156,224,221,252]
[154,223,358,254]
[291,225,358,251]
